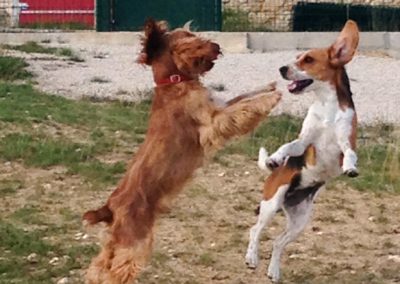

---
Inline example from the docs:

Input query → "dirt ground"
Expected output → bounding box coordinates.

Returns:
[2,152,399,284]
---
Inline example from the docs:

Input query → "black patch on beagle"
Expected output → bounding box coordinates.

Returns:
[284,174,325,207]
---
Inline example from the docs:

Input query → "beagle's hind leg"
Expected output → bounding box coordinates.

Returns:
[267,184,323,282]
[245,185,289,269]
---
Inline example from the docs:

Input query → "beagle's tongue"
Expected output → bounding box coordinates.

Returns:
[288,81,298,92]
[287,79,314,94]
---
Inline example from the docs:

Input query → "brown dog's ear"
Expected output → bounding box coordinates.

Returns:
[182,20,193,31]
[329,20,359,66]
[138,19,169,65]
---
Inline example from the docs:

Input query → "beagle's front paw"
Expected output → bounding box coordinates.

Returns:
[266,153,284,170]
[342,149,358,178]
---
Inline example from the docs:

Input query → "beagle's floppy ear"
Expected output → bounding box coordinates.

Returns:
[137,19,169,65]
[329,20,359,66]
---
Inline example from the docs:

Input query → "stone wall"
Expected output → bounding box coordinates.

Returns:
[223,0,400,31]
[0,0,13,27]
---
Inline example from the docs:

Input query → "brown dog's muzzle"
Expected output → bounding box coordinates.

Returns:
[210,42,221,60]
[199,42,221,72]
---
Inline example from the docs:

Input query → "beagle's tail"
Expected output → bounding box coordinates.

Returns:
[257,147,269,171]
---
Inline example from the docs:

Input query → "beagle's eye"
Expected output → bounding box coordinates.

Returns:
[304,55,314,64]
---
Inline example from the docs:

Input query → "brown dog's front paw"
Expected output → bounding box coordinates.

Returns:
[265,81,277,92]
[269,90,282,107]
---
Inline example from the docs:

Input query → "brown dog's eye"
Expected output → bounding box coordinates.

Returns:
[304,56,314,64]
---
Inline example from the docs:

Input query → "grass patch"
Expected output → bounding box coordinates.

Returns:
[19,22,91,30]
[90,76,111,83]
[209,83,226,92]
[0,56,33,81]
[0,133,96,168]
[222,8,271,32]
[0,221,53,256]
[220,114,301,157]
[196,252,216,267]
[0,81,149,185]
[0,221,97,283]
[0,132,125,185]
[343,123,400,192]
[10,205,46,225]
[222,9,253,32]
[0,83,150,135]
[1,41,84,62]
[0,179,24,196]
[69,160,126,185]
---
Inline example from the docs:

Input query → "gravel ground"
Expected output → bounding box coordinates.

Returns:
[10,43,400,124]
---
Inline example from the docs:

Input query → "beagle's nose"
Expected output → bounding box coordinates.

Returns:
[279,66,289,78]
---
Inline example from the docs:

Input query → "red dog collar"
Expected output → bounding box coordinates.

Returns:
[155,74,192,86]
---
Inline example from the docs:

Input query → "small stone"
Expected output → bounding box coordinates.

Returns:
[244,171,250,175]
[368,216,375,222]
[49,257,60,265]
[74,232,84,240]
[27,253,38,263]
[57,277,70,284]
[82,234,89,240]
[289,254,300,259]
[316,231,324,235]
[153,274,159,279]
[210,242,216,248]
[218,172,225,177]
[388,255,400,263]
[212,272,230,280]
[43,183,52,190]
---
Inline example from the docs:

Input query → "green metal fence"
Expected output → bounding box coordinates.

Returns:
[293,2,400,31]
[96,0,222,32]
[222,0,400,32]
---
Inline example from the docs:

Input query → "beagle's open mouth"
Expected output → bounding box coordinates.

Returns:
[287,79,314,94]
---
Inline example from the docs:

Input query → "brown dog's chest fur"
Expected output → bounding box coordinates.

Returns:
[104,82,215,244]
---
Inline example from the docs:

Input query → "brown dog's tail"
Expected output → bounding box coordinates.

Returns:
[83,204,113,225]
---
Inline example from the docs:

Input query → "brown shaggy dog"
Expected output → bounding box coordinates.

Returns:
[83,19,282,284]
